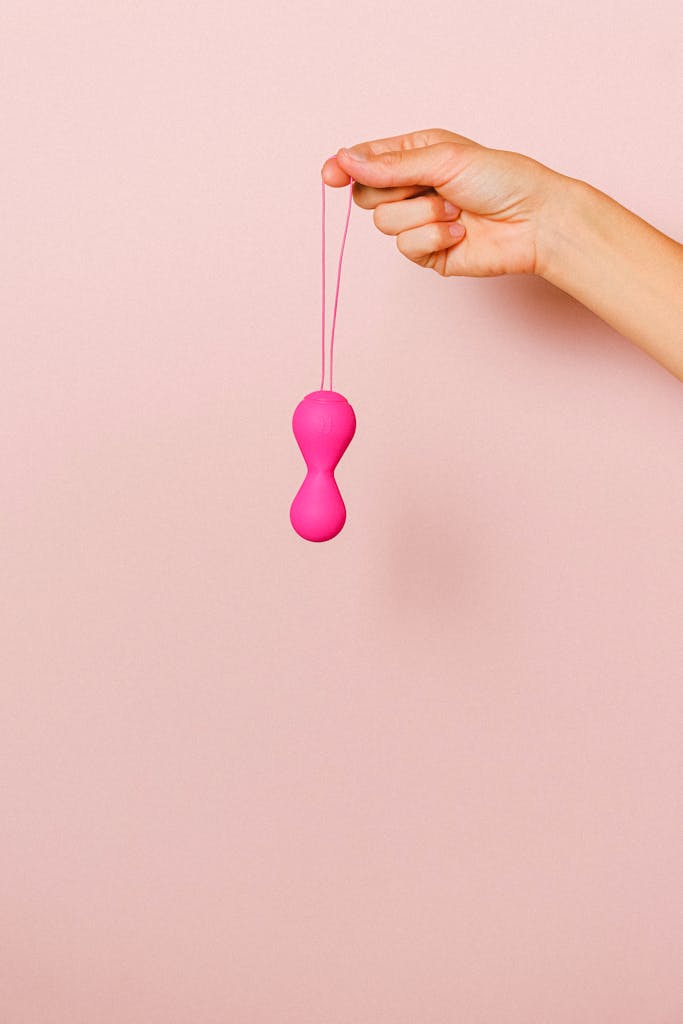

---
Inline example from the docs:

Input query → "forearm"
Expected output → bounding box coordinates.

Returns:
[536,176,683,379]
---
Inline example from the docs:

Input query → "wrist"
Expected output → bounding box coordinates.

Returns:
[531,167,683,379]
[534,173,595,284]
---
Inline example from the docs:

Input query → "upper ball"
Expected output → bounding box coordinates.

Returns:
[292,390,356,470]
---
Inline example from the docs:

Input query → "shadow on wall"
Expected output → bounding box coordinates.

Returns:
[377,457,491,633]
[374,272,632,631]
[383,264,630,380]
[472,272,625,362]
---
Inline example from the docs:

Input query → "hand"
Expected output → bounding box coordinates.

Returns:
[321,128,559,278]
[322,128,683,379]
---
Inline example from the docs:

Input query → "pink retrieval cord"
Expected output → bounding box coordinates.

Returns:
[321,166,354,392]
[289,159,357,542]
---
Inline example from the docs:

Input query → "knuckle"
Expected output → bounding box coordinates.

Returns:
[378,149,401,167]
[422,223,442,252]
[433,141,466,184]
[442,141,461,164]
[353,186,375,211]
[396,233,410,257]
[372,203,392,233]
[431,194,446,219]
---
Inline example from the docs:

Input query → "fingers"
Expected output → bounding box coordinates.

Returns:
[371,192,465,272]
[372,193,461,235]
[352,184,433,209]
[395,220,466,266]
[320,129,453,182]
[336,127,471,163]
[321,155,352,187]
[335,139,476,190]
[321,155,433,210]
[321,127,475,188]
[319,128,479,275]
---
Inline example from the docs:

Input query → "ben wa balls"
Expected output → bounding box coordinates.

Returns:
[290,166,356,542]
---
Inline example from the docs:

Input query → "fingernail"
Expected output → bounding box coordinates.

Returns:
[444,201,457,214]
[449,222,465,238]
[340,146,367,161]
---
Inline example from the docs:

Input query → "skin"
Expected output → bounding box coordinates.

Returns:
[322,129,683,380]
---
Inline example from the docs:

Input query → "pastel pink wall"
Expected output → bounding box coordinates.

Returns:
[1,3,681,1022]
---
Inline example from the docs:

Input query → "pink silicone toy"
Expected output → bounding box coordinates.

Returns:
[290,161,356,543]
[290,390,356,542]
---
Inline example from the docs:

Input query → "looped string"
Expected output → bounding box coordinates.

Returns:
[321,168,354,392]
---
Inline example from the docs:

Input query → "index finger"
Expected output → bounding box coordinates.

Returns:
[321,129,453,181]
[321,128,473,188]
[321,154,432,207]
[341,127,460,161]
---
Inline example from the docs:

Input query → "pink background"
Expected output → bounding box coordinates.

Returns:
[1,3,682,1022]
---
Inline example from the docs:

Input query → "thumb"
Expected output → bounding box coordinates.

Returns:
[336,141,469,190]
